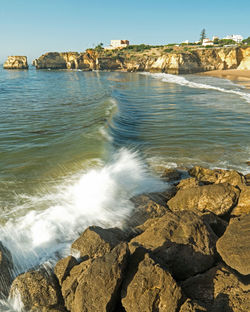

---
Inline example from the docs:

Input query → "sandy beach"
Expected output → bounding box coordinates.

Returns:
[200,69,250,89]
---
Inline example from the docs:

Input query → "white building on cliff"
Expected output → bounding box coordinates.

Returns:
[105,40,129,50]
[223,35,243,43]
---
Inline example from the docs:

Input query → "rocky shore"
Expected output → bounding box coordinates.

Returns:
[31,46,250,74]
[1,165,250,311]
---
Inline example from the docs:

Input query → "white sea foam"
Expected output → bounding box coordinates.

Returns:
[143,72,250,103]
[0,149,167,275]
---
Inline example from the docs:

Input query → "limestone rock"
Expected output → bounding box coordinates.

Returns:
[54,255,78,286]
[0,242,14,298]
[71,226,124,259]
[3,56,28,69]
[71,243,129,312]
[167,183,239,216]
[9,269,62,311]
[216,214,250,275]
[179,299,207,312]
[129,210,217,279]
[121,254,184,312]
[231,186,250,216]
[176,177,203,190]
[245,173,250,186]
[127,192,171,228]
[189,166,245,188]
[61,259,93,311]
[182,264,250,312]
[161,168,182,182]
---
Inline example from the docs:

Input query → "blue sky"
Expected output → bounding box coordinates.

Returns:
[0,0,249,63]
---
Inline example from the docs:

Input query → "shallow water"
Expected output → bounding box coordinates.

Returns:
[0,67,250,310]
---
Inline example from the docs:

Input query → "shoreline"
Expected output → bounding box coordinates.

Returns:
[199,69,250,89]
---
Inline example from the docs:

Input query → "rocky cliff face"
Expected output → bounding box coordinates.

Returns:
[33,47,250,73]
[3,56,28,69]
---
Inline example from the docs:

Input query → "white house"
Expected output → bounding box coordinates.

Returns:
[223,35,243,43]
[202,38,214,46]
[105,40,129,50]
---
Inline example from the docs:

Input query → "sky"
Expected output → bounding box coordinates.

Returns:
[0,0,249,63]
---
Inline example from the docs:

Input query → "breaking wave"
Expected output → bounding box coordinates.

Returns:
[144,72,250,103]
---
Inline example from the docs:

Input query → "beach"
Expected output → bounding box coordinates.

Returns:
[201,69,250,88]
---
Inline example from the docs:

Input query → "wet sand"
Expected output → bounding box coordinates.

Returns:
[200,70,250,89]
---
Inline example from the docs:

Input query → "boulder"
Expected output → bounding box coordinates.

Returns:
[0,242,14,298]
[121,254,184,312]
[181,264,250,312]
[129,210,217,279]
[71,226,124,259]
[54,256,78,286]
[161,168,182,182]
[231,186,250,216]
[176,177,203,190]
[3,56,28,69]
[61,259,93,311]
[127,192,171,228]
[71,243,129,312]
[9,269,63,311]
[216,214,250,275]
[189,166,246,188]
[167,183,240,216]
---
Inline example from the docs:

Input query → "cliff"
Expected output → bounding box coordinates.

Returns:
[3,56,28,69]
[33,46,250,74]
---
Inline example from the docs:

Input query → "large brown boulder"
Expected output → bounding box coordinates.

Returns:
[167,183,239,216]
[61,259,93,311]
[71,226,124,259]
[182,264,250,312]
[3,56,28,69]
[231,186,250,216]
[54,256,78,286]
[71,243,129,312]
[127,192,171,228]
[9,269,63,311]
[189,166,246,188]
[0,242,14,298]
[129,210,217,279]
[216,214,250,275]
[121,254,184,312]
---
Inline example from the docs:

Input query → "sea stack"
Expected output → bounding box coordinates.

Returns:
[3,56,28,69]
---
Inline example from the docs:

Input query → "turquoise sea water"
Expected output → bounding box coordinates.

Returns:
[0,67,250,310]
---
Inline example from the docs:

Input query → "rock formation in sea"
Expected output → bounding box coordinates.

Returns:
[33,46,250,73]
[3,56,28,69]
[4,166,250,311]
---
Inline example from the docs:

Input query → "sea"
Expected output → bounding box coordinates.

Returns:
[0,67,250,310]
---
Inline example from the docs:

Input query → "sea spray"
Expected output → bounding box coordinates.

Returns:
[0,149,167,276]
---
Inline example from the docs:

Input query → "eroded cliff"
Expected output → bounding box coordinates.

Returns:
[33,46,250,74]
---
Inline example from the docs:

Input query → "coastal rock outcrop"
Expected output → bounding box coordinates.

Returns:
[216,214,250,275]
[4,166,250,311]
[121,254,184,312]
[167,183,240,216]
[71,226,124,259]
[3,56,28,69]
[33,47,250,73]
[129,210,217,279]
[33,52,92,70]
[181,264,250,311]
[9,269,63,311]
[70,243,128,312]
[188,166,246,189]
